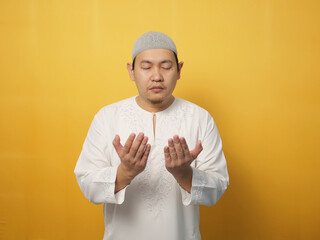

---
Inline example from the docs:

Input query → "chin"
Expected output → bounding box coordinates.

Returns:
[149,97,164,105]
[147,94,168,104]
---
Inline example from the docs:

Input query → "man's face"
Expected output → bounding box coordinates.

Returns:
[127,48,183,107]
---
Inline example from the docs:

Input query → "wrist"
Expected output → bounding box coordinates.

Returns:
[173,166,193,193]
[118,163,135,183]
[172,166,193,182]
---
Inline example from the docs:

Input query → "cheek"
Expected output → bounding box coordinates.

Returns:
[135,70,150,80]
[170,81,177,90]
[134,78,149,91]
[134,73,147,83]
[167,75,178,87]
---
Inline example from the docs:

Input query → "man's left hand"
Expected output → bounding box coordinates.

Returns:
[164,135,202,192]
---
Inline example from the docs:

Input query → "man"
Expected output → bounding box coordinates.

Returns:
[74,31,229,240]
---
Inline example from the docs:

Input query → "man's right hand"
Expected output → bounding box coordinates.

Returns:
[112,133,151,192]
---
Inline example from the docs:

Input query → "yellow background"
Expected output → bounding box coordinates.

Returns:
[1,0,319,239]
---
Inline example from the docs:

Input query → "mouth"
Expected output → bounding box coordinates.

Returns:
[150,86,164,93]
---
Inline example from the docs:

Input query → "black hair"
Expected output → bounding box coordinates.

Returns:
[132,51,179,72]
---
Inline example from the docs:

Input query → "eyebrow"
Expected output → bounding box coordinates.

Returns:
[139,60,173,64]
[160,60,173,64]
[140,60,152,64]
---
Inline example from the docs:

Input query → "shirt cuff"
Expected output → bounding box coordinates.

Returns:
[92,166,127,204]
[180,167,207,206]
[180,187,192,206]
[114,186,127,204]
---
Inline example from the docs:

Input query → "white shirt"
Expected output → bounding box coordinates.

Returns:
[74,96,229,240]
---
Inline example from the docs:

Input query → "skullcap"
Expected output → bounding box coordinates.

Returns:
[132,31,177,60]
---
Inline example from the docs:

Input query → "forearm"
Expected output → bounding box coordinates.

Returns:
[173,166,193,193]
[115,163,134,193]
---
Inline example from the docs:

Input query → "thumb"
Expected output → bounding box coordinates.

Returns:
[112,135,123,154]
[190,140,203,160]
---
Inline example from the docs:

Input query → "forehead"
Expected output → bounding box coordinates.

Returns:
[135,48,176,63]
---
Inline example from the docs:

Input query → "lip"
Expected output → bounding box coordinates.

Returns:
[150,86,164,90]
[151,87,163,90]
[150,86,164,93]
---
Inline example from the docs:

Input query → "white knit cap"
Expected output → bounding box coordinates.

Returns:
[132,31,177,60]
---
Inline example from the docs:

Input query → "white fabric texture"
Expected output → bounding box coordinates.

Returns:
[74,96,229,240]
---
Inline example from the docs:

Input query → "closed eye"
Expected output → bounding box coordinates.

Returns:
[141,66,151,70]
[161,63,172,70]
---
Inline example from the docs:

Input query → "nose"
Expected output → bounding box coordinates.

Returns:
[151,67,163,82]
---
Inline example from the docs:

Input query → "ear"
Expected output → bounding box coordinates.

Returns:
[177,61,184,80]
[127,62,135,81]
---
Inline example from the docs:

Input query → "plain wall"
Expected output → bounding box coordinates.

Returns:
[0,0,319,239]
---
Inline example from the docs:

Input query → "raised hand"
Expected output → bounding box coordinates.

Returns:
[113,133,151,192]
[164,135,202,192]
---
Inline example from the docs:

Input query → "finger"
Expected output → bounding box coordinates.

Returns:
[140,144,151,166]
[123,133,136,154]
[190,140,203,160]
[164,146,171,163]
[173,135,184,160]
[168,138,178,161]
[135,136,148,159]
[112,135,123,154]
[180,137,190,156]
[129,132,144,157]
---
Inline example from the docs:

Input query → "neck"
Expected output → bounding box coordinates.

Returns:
[136,95,175,113]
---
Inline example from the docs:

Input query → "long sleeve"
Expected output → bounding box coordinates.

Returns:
[74,112,126,205]
[181,112,229,206]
